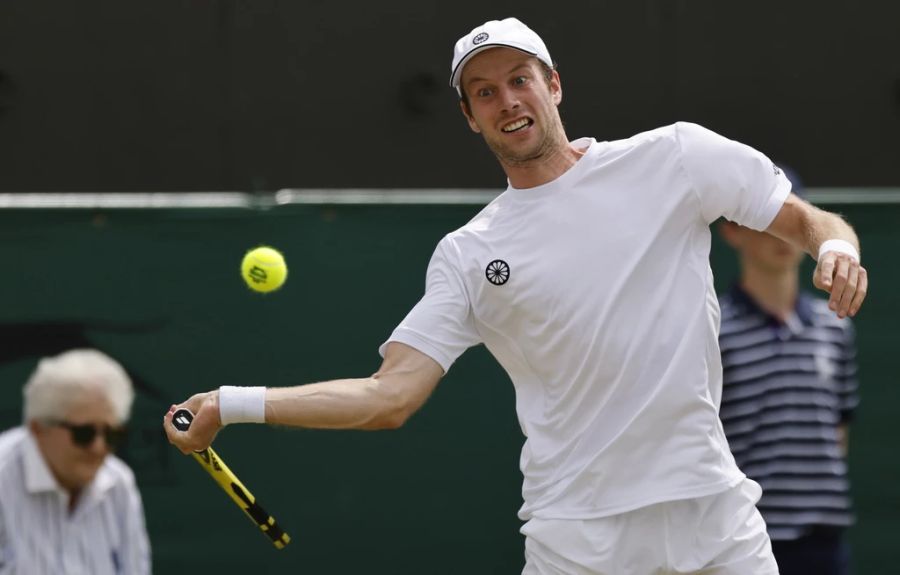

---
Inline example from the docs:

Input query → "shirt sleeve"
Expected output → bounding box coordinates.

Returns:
[379,237,481,372]
[675,122,792,229]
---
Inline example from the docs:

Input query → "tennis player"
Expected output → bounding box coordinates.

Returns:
[165,17,867,574]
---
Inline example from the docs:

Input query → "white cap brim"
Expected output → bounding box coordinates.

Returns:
[450,43,543,89]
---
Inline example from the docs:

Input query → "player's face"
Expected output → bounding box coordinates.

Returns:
[31,386,120,494]
[459,49,565,166]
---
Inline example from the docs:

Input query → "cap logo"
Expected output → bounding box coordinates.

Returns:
[473,32,489,45]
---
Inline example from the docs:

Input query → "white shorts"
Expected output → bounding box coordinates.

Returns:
[521,478,778,575]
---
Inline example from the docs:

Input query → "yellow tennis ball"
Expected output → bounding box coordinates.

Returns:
[241,246,287,293]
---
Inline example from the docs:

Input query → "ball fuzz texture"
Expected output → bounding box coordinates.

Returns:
[241,246,287,293]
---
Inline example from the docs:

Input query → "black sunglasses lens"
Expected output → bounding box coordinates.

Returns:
[62,423,126,448]
[70,425,98,447]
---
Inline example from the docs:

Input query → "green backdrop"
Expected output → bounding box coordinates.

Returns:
[0,201,894,574]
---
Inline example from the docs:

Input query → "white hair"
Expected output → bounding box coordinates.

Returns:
[23,349,135,424]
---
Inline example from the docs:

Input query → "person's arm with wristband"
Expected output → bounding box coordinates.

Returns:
[163,342,443,454]
[766,193,867,318]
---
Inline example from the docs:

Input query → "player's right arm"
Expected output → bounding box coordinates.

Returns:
[266,342,442,430]
[164,342,443,454]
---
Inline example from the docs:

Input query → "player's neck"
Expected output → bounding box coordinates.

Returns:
[503,140,586,189]
[739,265,799,322]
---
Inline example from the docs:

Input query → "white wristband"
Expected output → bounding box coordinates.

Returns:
[218,386,267,425]
[818,239,860,263]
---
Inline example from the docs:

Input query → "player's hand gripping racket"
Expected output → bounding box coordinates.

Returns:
[170,408,291,549]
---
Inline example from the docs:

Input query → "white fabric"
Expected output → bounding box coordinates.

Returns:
[521,479,777,574]
[0,427,151,575]
[818,239,860,263]
[450,18,553,90]
[381,122,791,522]
[218,385,266,425]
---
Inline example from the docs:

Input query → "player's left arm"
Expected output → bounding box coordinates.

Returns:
[766,193,868,318]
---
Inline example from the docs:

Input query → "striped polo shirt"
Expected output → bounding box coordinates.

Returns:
[718,285,859,541]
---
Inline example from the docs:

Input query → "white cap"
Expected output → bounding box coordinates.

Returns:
[449,18,553,93]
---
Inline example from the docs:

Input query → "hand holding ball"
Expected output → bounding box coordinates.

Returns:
[241,246,287,293]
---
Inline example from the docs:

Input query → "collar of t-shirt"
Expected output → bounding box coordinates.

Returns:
[22,428,117,510]
[506,137,597,193]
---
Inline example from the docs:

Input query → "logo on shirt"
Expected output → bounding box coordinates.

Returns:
[773,163,782,176]
[473,32,489,45]
[485,259,510,285]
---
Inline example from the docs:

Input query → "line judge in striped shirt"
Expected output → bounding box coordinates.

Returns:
[718,173,858,575]
[0,349,151,574]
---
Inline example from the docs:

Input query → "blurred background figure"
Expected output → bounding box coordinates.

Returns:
[0,349,151,574]
[718,169,859,575]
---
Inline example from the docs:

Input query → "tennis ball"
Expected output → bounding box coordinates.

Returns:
[241,246,287,293]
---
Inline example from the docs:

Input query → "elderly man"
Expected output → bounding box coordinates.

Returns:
[0,349,151,574]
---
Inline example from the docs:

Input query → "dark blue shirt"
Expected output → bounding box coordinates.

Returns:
[718,285,859,541]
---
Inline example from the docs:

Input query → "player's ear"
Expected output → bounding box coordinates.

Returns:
[550,69,562,106]
[460,99,481,133]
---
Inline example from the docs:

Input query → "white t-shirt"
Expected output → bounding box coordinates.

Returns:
[381,122,791,521]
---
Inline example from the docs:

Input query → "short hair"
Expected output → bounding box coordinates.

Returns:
[23,349,135,425]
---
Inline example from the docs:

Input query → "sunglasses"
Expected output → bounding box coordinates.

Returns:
[48,420,128,449]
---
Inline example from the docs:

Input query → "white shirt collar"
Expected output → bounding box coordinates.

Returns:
[22,429,60,494]
[23,428,117,502]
